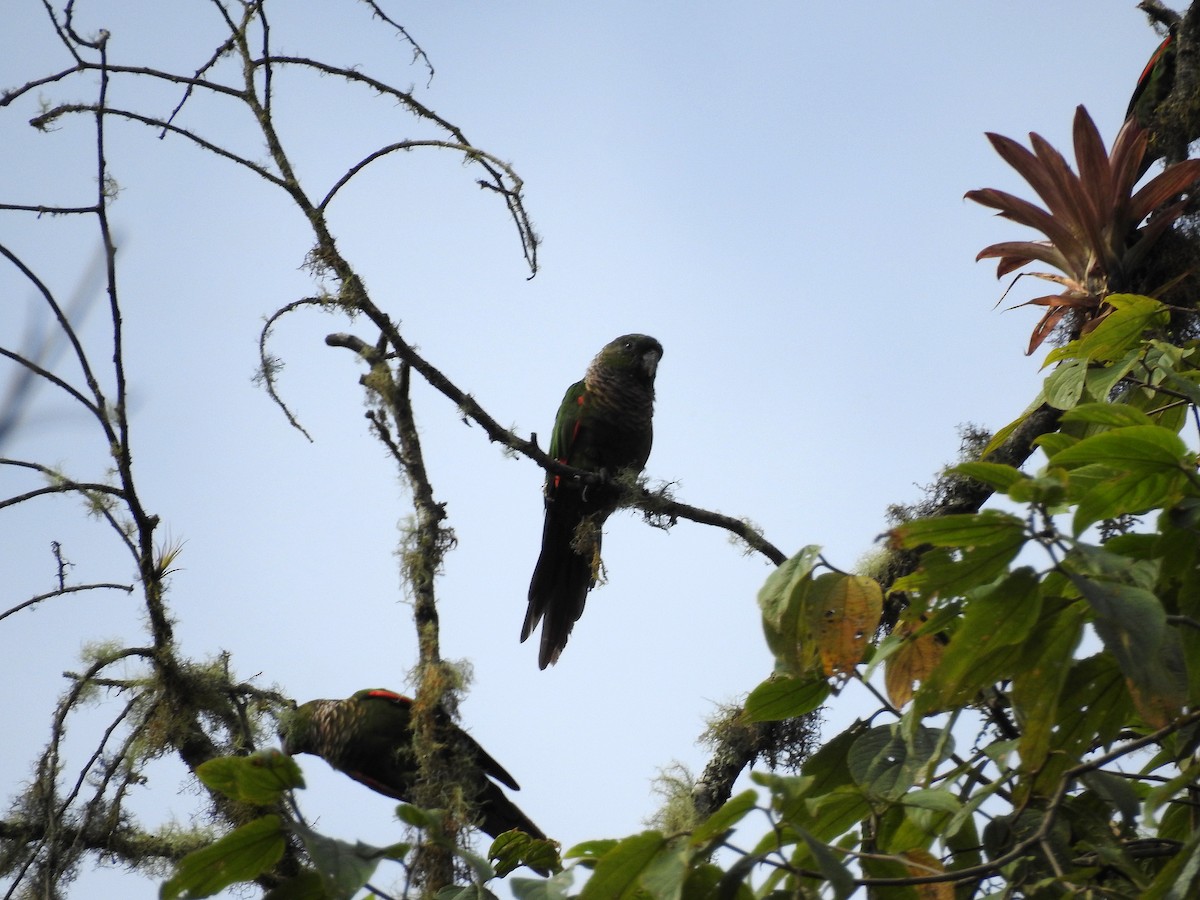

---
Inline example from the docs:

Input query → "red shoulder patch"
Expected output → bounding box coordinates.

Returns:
[365,689,412,705]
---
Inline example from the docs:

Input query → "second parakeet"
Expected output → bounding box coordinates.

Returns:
[279,688,544,840]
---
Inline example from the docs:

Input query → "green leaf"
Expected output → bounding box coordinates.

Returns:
[1035,431,1078,458]
[565,839,618,862]
[896,546,1021,592]
[290,817,393,900]
[261,870,329,900]
[637,837,692,900]
[744,674,829,722]
[196,751,304,804]
[1083,347,1143,398]
[1067,575,1186,727]
[1060,402,1156,429]
[801,725,860,786]
[577,831,666,900]
[1030,658,1132,808]
[1005,468,1068,505]
[396,803,437,829]
[1051,425,1191,471]
[859,855,919,898]
[690,789,758,844]
[1043,358,1088,409]
[892,511,1026,549]
[916,568,1041,714]
[435,887,499,900]
[981,406,1033,458]
[1068,542,1159,589]
[797,828,855,900]
[1045,294,1169,365]
[1051,426,1192,533]
[801,786,873,842]
[680,862,741,900]
[756,546,822,671]
[490,831,559,877]
[1071,467,1183,535]
[160,815,286,900]
[882,789,962,853]
[901,787,962,814]
[890,513,1027,599]
[1011,599,1086,781]
[952,461,1029,492]
[510,869,575,900]
[1159,368,1200,408]
[1143,825,1200,899]
[452,845,496,885]
[847,723,942,802]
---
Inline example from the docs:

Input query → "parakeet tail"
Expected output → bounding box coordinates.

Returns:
[522,494,596,669]
[480,781,548,842]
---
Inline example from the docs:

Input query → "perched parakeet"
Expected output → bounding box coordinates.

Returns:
[522,334,663,669]
[1127,27,1178,177]
[279,688,544,840]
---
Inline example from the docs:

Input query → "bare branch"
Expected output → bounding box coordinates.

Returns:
[0,583,134,623]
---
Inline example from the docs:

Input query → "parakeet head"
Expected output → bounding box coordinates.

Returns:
[277,701,312,756]
[594,333,662,382]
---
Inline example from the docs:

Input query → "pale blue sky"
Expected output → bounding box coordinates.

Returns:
[0,2,1169,896]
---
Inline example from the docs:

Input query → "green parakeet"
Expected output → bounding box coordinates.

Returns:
[522,333,663,668]
[279,688,544,840]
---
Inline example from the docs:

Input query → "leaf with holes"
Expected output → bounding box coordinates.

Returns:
[813,574,882,680]
[847,723,945,802]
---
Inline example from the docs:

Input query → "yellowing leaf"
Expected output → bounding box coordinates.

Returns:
[885,623,944,708]
[814,575,883,679]
[902,849,953,899]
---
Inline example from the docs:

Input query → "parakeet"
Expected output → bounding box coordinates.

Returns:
[522,333,663,669]
[279,688,544,840]
[1127,26,1178,177]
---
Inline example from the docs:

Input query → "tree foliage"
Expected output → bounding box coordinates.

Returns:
[5,1,1200,899]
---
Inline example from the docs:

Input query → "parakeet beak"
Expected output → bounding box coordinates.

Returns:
[642,349,661,377]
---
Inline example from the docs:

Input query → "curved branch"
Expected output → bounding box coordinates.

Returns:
[255,298,326,441]
[0,583,134,623]
[29,104,288,189]
[318,139,521,211]
[0,480,126,512]
[255,54,538,274]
